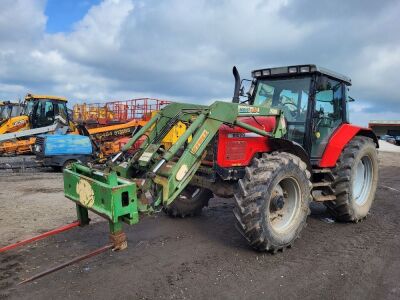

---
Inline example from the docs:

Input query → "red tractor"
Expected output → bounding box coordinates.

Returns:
[165,64,379,252]
[64,64,379,253]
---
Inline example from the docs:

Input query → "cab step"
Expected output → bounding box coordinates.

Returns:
[312,181,331,188]
[313,194,336,202]
[312,168,332,174]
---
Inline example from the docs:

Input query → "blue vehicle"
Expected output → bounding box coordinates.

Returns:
[34,134,94,170]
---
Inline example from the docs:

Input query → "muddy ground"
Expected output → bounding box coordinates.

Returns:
[0,152,400,299]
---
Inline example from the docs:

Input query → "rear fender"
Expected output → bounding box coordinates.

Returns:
[319,124,378,168]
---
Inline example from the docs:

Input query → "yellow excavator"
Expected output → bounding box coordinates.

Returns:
[0,101,25,132]
[0,94,74,155]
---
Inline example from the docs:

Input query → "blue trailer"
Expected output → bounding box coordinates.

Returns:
[34,134,94,170]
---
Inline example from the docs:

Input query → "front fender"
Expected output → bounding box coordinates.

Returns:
[269,138,312,172]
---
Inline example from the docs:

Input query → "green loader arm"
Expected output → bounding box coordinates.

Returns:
[63,101,287,249]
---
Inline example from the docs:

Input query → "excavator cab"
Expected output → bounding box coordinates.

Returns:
[25,94,70,129]
[0,101,23,123]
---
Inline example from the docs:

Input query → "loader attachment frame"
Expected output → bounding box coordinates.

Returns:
[63,101,286,249]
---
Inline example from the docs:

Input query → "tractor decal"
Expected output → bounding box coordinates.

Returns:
[190,129,209,154]
[238,105,260,114]
[76,178,95,208]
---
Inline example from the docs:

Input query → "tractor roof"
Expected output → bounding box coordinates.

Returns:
[25,93,68,102]
[251,64,352,86]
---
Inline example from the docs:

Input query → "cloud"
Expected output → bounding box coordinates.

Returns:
[0,0,399,126]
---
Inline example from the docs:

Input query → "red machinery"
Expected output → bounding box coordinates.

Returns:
[73,98,171,126]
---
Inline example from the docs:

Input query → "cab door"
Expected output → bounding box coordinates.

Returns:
[31,100,56,128]
[311,77,345,158]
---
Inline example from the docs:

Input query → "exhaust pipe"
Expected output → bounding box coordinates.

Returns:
[232,66,241,103]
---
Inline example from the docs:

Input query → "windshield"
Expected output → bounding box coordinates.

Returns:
[0,106,9,120]
[253,77,311,122]
[23,101,34,115]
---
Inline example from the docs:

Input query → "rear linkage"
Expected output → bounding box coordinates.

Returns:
[63,101,287,250]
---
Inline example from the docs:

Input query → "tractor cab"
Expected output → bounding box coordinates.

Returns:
[241,65,352,161]
[24,94,70,129]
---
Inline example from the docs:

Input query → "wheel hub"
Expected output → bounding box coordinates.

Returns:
[268,177,301,233]
[271,195,285,211]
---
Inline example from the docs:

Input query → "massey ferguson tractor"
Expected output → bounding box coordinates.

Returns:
[63,64,379,253]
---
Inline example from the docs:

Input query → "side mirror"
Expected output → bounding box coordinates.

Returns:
[347,96,355,102]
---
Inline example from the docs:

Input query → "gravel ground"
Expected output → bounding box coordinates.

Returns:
[1,152,400,299]
[378,140,400,153]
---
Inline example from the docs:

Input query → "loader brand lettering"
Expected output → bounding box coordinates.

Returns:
[190,129,209,154]
[228,132,262,138]
[238,105,260,115]
[270,108,279,115]
[76,179,95,208]
[13,120,26,127]
[93,127,134,140]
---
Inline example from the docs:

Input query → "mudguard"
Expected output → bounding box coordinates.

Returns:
[319,124,378,168]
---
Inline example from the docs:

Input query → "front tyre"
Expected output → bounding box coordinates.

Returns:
[325,136,378,221]
[164,186,213,218]
[234,152,311,252]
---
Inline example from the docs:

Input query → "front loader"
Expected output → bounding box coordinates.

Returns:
[64,64,379,252]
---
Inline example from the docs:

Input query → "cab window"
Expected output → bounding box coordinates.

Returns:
[253,77,311,145]
[311,77,344,157]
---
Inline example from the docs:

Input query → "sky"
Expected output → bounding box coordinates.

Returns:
[0,0,400,126]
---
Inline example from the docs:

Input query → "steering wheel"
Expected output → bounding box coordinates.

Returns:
[278,97,298,119]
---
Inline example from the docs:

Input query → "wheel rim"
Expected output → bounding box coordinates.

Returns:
[268,177,301,233]
[353,155,373,206]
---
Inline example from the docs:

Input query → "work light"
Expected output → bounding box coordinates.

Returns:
[262,69,271,76]
[300,66,310,73]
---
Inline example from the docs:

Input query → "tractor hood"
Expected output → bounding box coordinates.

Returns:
[217,116,277,167]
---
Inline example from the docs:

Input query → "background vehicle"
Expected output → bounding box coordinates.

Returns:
[35,116,185,169]
[34,134,94,170]
[0,94,72,134]
[380,134,396,144]
[0,101,23,123]
[73,98,171,127]
[63,64,379,253]
[0,94,73,155]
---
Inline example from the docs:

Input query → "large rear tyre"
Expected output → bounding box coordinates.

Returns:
[234,152,311,252]
[164,186,213,218]
[325,136,378,222]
